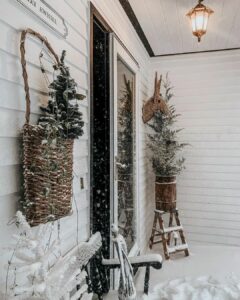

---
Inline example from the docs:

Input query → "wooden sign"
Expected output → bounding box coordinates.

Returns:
[15,0,68,38]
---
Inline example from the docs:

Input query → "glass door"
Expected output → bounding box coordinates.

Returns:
[111,36,139,257]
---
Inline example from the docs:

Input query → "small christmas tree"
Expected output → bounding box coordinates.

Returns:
[147,74,187,177]
[117,75,135,249]
[118,75,134,175]
[39,50,85,139]
[5,211,95,299]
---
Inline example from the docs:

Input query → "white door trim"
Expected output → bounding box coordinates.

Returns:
[111,36,140,258]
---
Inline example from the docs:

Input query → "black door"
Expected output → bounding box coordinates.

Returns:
[90,12,111,261]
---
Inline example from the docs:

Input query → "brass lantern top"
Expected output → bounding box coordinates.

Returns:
[186,0,214,42]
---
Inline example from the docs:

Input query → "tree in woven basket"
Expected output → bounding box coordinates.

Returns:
[147,74,187,177]
[39,50,85,139]
[20,48,85,225]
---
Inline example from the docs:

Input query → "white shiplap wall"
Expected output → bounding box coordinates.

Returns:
[0,0,153,289]
[150,50,240,246]
[0,0,89,288]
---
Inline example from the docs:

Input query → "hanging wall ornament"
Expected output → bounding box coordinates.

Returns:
[20,28,85,226]
[142,72,169,123]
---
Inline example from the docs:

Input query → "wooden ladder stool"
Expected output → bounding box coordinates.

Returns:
[149,208,189,260]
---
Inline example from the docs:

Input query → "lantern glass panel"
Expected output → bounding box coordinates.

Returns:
[191,13,197,32]
[203,11,209,31]
[195,10,205,31]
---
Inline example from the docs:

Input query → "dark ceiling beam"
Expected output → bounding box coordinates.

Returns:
[154,47,240,57]
[119,0,155,57]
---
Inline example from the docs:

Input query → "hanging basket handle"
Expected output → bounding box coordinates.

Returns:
[20,28,60,124]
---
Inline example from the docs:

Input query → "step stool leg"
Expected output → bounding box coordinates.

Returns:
[149,212,157,249]
[158,213,170,259]
[167,212,174,245]
[174,210,189,257]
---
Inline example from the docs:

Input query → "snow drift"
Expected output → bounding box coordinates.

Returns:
[145,276,240,300]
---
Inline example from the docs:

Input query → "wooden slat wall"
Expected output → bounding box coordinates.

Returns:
[0,0,153,289]
[150,50,240,246]
[0,0,90,288]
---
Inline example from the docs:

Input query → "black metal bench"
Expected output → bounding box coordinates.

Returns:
[88,232,162,299]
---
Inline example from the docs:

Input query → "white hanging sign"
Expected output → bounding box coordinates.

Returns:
[15,0,68,38]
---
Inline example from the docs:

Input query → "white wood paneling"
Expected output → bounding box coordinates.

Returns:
[129,0,240,55]
[0,0,90,290]
[150,49,240,246]
[0,0,153,291]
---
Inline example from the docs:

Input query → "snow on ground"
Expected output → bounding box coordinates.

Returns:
[104,244,240,299]
[135,243,240,299]
[144,276,240,300]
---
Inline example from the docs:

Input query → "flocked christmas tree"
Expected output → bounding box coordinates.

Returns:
[39,50,85,139]
[4,211,100,299]
[118,75,134,175]
[147,74,187,177]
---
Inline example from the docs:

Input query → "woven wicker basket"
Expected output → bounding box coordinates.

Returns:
[155,176,176,212]
[20,29,73,226]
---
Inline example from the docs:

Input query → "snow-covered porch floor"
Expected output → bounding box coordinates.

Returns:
[105,243,240,299]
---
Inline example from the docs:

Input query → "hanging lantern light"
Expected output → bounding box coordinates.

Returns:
[186,0,214,42]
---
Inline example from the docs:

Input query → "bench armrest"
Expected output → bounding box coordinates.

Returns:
[102,253,162,269]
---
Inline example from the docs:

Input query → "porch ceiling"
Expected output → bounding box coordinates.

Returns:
[126,0,240,56]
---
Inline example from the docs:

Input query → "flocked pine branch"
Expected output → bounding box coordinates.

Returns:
[4,212,101,300]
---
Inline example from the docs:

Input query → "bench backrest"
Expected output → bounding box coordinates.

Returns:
[51,232,105,299]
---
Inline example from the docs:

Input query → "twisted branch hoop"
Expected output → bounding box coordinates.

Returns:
[20,28,60,124]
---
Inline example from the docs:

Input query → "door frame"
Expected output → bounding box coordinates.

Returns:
[111,36,140,258]
[90,3,140,258]
[90,4,113,263]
